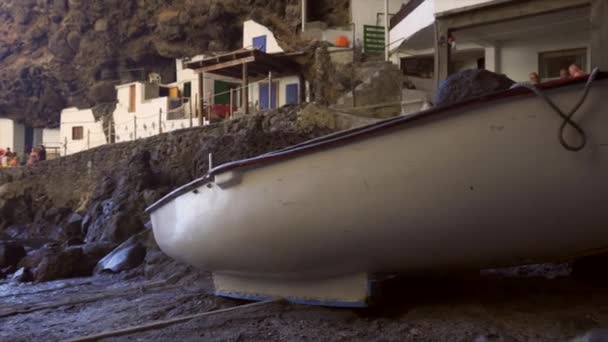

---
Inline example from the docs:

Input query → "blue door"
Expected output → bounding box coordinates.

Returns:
[253,35,267,52]
[259,83,277,109]
[285,83,299,105]
[25,126,34,149]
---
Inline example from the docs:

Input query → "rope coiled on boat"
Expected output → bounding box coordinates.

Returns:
[511,68,600,152]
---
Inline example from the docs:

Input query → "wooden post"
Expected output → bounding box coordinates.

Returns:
[158,108,162,134]
[198,72,204,126]
[242,63,249,114]
[134,116,137,140]
[207,93,212,123]
[194,94,203,126]
[299,74,306,104]
[229,89,234,119]
[268,71,273,109]
[189,98,193,127]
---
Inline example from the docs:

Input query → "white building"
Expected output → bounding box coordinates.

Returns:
[0,118,25,154]
[111,56,220,143]
[60,108,106,156]
[243,20,303,111]
[0,118,48,155]
[390,0,600,89]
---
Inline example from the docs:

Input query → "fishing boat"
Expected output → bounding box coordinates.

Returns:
[147,71,608,307]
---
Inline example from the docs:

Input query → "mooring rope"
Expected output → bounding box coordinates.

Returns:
[510,68,600,152]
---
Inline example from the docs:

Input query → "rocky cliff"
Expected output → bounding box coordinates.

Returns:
[0,0,349,127]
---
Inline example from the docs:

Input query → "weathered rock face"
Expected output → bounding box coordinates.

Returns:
[0,241,26,268]
[0,0,349,126]
[433,69,515,107]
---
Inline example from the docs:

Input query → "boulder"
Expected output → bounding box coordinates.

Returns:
[65,213,84,238]
[12,267,33,283]
[34,246,87,282]
[82,242,117,270]
[0,242,26,268]
[433,69,515,107]
[95,230,150,273]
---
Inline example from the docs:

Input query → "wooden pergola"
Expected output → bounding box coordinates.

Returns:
[185,49,304,118]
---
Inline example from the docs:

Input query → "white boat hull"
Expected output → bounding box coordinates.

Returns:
[150,78,608,306]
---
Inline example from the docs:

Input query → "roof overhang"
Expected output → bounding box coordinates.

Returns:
[184,49,301,79]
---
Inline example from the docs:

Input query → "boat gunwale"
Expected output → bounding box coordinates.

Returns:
[145,72,608,215]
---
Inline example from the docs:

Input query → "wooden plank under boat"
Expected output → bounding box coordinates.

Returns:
[147,73,608,307]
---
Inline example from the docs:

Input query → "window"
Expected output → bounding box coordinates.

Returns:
[183,81,191,98]
[72,126,84,140]
[128,84,136,113]
[539,48,587,80]
[376,13,395,26]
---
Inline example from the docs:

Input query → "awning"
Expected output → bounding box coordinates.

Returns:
[184,49,301,79]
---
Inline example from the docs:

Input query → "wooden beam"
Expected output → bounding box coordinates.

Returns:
[242,63,249,114]
[253,53,300,74]
[198,56,256,73]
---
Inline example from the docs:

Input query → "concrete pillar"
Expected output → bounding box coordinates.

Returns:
[385,0,390,61]
[591,0,608,71]
[301,0,307,33]
[484,45,500,73]
[434,20,450,87]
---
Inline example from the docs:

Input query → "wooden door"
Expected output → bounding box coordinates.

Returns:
[129,85,136,113]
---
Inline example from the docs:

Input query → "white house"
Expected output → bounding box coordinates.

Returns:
[0,118,48,155]
[390,0,598,88]
[242,20,303,111]
[0,118,25,154]
[60,108,106,156]
[112,56,217,143]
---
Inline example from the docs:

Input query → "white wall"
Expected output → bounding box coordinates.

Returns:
[243,20,284,54]
[113,82,169,142]
[435,0,497,14]
[0,118,16,152]
[248,76,301,110]
[0,119,27,155]
[60,108,106,156]
[42,128,61,148]
[351,0,404,46]
[497,30,590,82]
[390,0,435,52]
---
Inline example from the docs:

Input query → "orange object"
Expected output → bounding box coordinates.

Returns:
[169,87,180,98]
[336,35,349,48]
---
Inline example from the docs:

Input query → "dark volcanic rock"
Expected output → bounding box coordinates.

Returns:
[433,69,515,107]
[12,267,33,283]
[0,241,26,268]
[95,240,146,274]
[65,213,83,238]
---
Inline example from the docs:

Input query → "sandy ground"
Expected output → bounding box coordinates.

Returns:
[1,266,608,342]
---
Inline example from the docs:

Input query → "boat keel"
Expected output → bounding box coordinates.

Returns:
[213,272,370,307]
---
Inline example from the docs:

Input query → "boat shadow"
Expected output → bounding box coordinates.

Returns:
[358,264,608,318]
